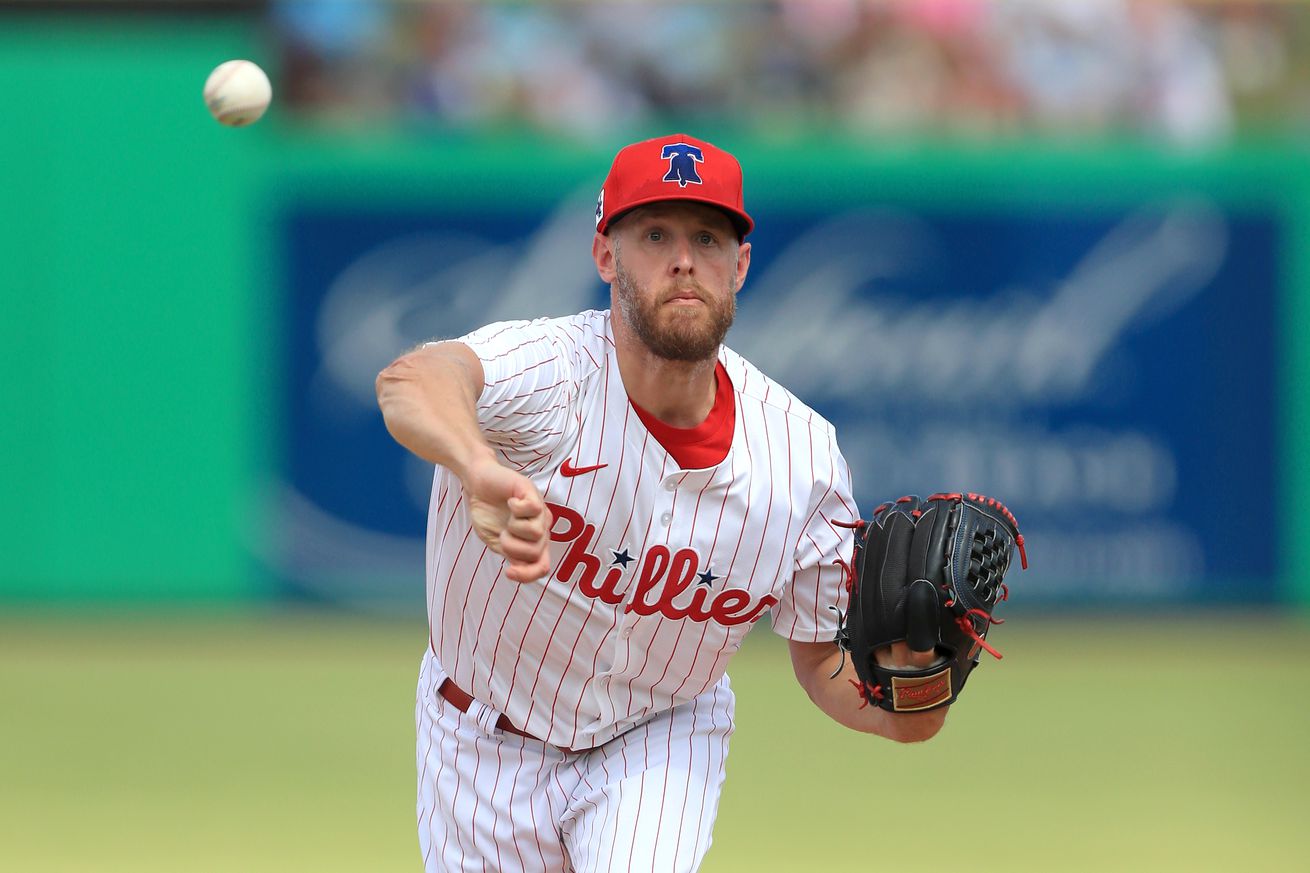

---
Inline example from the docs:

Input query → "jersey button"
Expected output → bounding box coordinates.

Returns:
[664,481,676,492]
[660,512,672,525]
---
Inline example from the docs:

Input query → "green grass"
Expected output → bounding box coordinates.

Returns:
[2,612,1306,871]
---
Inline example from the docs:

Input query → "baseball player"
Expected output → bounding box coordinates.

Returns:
[376,133,945,873]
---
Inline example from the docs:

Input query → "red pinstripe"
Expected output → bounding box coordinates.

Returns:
[487,353,558,384]
[565,404,640,750]
[581,761,604,860]
[786,428,831,634]
[822,427,858,632]
[467,716,490,868]
[670,694,698,870]
[491,377,567,404]
[425,482,455,653]
[623,736,649,872]
[618,452,676,715]
[545,363,612,739]
[610,450,670,719]
[503,564,557,705]
[504,744,530,871]
[489,398,570,422]
[804,418,819,631]
[776,422,846,638]
[528,405,602,732]
[418,694,442,868]
[550,765,576,865]
[483,425,566,440]
[524,590,579,727]
[611,726,639,871]
[464,549,507,688]
[436,701,465,866]
[690,682,728,861]
[587,749,616,867]
[496,447,576,711]
[669,408,753,701]
[835,455,857,520]
[448,544,493,680]
[523,739,552,869]
[638,480,709,709]
[431,505,473,656]
[767,409,799,618]
[483,576,528,690]
[572,415,651,738]
[648,698,678,868]
[472,320,530,346]
[740,399,776,593]
[666,469,735,701]
[720,412,754,584]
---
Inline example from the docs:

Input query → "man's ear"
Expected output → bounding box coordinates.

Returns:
[733,241,752,293]
[593,232,617,284]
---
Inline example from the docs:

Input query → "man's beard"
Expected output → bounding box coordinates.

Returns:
[614,257,736,363]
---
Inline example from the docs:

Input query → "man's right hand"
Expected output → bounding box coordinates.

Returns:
[463,455,554,583]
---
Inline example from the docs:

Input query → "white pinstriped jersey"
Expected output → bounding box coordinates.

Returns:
[424,309,856,750]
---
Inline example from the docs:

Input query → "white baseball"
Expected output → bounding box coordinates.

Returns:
[203,60,272,127]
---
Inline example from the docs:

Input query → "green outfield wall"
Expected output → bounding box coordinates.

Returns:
[2,14,1306,604]
[0,15,268,600]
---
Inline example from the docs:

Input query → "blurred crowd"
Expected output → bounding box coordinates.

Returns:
[272,0,1310,146]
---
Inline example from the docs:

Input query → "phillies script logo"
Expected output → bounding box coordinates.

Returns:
[547,503,776,626]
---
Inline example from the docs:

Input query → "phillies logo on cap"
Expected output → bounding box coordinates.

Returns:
[661,143,704,188]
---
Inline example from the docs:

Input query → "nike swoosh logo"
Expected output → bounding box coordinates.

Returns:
[560,459,608,477]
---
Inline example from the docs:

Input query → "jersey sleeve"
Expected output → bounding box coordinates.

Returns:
[770,425,858,642]
[451,318,583,469]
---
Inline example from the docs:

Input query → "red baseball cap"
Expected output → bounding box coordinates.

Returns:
[595,133,754,238]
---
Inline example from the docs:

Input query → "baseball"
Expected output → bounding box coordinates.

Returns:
[203,60,272,127]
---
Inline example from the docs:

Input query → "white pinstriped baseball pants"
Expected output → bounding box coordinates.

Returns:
[416,652,735,873]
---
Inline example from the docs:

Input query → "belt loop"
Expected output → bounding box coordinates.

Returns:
[467,698,503,737]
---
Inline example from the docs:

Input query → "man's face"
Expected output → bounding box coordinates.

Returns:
[604,202,751,362]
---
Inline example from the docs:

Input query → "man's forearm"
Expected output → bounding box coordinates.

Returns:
[375,342,494,475]
[790,640,946,743]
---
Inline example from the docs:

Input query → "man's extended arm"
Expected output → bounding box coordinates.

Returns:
[375,342,553,583]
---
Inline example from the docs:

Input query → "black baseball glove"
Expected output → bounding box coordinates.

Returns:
[835,492,1027,713]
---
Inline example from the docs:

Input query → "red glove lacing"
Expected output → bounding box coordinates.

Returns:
[848,678,884,708]
[942,587,1006,659]
[831,518,866,595]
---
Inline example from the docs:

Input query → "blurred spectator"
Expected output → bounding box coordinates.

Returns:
[271,0,1306,146]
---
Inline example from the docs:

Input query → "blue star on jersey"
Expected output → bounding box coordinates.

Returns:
[661,143,704,188]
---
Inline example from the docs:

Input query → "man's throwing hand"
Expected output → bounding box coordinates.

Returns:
[464,458,554,583]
